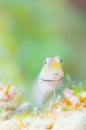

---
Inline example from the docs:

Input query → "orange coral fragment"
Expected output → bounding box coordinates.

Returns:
[63,88,80,108]
[16,116,27,129]
[5,84,11,97]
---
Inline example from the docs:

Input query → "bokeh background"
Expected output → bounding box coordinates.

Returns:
[0,0,86,91]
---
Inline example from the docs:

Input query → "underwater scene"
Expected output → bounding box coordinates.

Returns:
[0,0,86,129]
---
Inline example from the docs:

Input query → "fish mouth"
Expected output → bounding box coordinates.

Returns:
[41,77,63,82]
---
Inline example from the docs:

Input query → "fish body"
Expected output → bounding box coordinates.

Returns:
[32,56,64,106]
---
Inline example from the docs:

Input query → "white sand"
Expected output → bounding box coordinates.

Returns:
[53,111,86,130]
[0,111,86,130]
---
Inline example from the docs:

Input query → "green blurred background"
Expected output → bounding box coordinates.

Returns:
[0,0,86,90]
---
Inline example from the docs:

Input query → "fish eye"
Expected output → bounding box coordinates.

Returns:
[55,56,63,64]
[44,60,47,64]
[44,57,51,65]
[60,58,63,63]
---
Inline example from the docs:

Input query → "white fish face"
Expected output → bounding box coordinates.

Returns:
[39,56,64,84]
